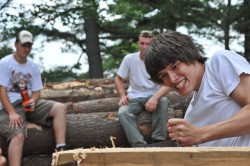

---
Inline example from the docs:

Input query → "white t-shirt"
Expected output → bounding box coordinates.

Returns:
[0,54,43,110]
[185,50,250,146]
[117,52,161,99]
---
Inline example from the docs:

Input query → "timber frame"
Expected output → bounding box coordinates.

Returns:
[52,147,250,166]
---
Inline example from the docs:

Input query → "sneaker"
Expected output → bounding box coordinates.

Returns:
[132,143,148,148]
[151,139,164,144]
[147,140,179,147]
[55,144,70,152]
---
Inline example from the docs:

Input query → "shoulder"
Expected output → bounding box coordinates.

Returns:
[0,54,13,66]
[208,50,246,67]
[0,54,12,62]
[26,58,40,70]
[210,50,243,61]
[123,52,139,60]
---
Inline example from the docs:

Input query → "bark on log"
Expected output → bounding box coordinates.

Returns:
[66,92,192,115]
[0,112,151,156]
[3,154,52,166]
[41,78,192,105]
[0,108,182,157]
[66,98,119,114]
[41,79,127,103]
[22,155,52,166]
[40,88,118,103]
[44,78,115,90]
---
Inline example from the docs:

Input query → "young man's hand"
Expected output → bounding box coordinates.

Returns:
[118,96,129,106]
[9,112,23,130]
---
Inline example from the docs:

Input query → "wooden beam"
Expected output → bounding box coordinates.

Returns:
[52,147,250,166]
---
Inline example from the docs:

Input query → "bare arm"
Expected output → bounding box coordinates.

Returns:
[168,74,250,146]
[114,75,129,106]
[151,85,170,101]
[0,85,16,115]
[145,85,170,112]
[0,85,23,130]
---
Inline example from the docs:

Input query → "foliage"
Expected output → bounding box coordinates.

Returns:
[0,45,13,59]
[41,66,80,83]
[1,0,250,81]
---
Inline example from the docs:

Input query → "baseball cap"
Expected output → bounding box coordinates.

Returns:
[17,30,33,44]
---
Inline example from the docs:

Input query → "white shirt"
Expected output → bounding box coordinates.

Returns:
[117,52,161,99]
[0,54,43,110]
[185,50,250,146]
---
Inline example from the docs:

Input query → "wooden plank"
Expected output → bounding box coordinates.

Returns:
[52,147,250,166]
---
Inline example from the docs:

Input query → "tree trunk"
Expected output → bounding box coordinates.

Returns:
[84,0,103,78]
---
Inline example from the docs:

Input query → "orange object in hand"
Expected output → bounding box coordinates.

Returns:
[20,88,32,112]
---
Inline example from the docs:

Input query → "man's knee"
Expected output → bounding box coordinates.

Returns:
[0,156,6,166]
[118,105,129,117]
[11,133,25,142]
[51,102,67,116]
[0,148,6,166]
[8,133,25,152]
[158,96,169,105]
[156,97,169,115]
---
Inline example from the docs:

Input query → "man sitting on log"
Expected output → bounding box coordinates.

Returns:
[115,30,170,147]
[0,30,67,166]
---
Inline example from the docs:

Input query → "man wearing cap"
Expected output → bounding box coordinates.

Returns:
[0,30,67,166]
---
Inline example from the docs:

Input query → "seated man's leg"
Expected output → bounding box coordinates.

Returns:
[0,148,6,166]
[151,96,169,142]
[0,157,6,166]
[0,101,26,166]
[49,102,67,150]
[118,100,147,147]
[8,133,25,166]
[27,99,67,151]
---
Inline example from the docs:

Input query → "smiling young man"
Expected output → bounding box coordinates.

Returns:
[115,31,170,147]
[144,30,250,147]
[0,30,67,166]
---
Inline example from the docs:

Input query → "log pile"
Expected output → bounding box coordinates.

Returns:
[0,79,192,166]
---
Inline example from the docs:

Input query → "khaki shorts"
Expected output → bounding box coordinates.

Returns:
[0,99,56,142]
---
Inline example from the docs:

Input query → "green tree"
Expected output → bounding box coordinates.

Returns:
[106,0,246,58]
[41,66,79,82]
[1,0,250,80]
[100,0,207,77]
[0,0,103,79]
[234,0,250,60]
[0,45,13,59]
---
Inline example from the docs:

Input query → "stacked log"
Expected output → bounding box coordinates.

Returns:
[0,78,192,166]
